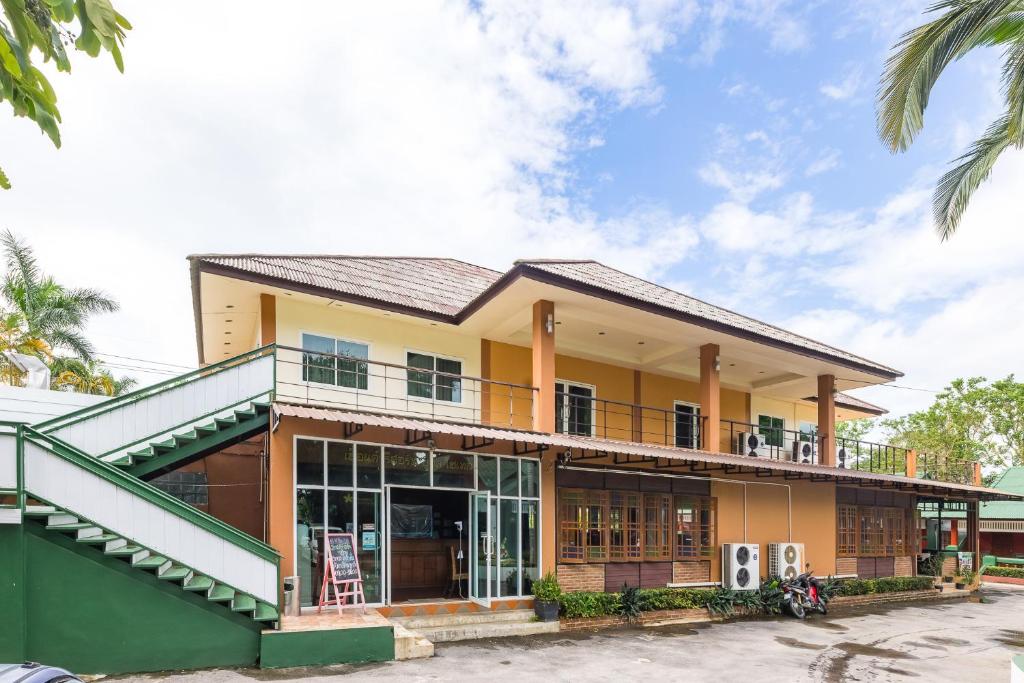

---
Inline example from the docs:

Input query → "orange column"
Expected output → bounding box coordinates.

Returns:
[817,374,836,466]
[949,519,959,547]
[906,450,918,478]
[699,344,720,452]
[532,301,558,575]
[259,293,276,346]
[972,462,982,487]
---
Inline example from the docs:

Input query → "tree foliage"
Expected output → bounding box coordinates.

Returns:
[877,0,1024,240]
[0,0,130,188]
[50,356,135,395]
[882,376,1024,474]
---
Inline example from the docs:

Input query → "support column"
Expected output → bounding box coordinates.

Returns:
[906,450,918,478]
[532,301,558,575]
[817,374,836,467]
[972,462,982,487]
[259,293,276,346]
[699,344,720,452]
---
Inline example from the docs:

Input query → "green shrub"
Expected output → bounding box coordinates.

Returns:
[620,584,643,623]
[837,575,934,596]
[559,590,621,618]
[983,566,1024,579]
[638,587,715,611]
[532,572,561,602]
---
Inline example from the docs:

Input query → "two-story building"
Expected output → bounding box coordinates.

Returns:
[187,255,999,609]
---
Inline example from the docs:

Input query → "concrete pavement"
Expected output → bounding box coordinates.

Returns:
[115,584,1024,682]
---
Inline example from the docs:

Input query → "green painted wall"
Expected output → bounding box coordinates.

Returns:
[22,524,261,674]
[260,626,395,668]
[0,525,26,662]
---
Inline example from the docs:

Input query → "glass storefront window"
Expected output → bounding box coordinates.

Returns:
[356,444,382,488]
[356,491,382,603]
[432,452,474,488]
[521,500,539,595]
[500,458,519,497]
[296,439,323,485]
[295,487,324,606]
[498,499,520,597]
[384,446,430,486]
[327,442,353,487]
[327,489,355,536]
[477,455,498,494]
[520,459,539,498]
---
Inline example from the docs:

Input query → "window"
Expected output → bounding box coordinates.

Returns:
[758,414,785,447]
[858,508,885,556]
[559,487,716,564]
[406,352,462,402]
[555,381,595,436]
[674,402,701,449]
[837,504,857,556]
[152,471,208,506]
[798,421,817,443]
[301,333,368,389]
[674,495,715,559]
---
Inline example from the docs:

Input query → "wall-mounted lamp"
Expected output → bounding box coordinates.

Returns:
[558,450,572,465]
[545,312,554,335]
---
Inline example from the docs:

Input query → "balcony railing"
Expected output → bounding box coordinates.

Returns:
[835,437,908,476]
[274,345,536,428]
[552,392,702,448]
[917,453,977,485]
[720,419,819,464]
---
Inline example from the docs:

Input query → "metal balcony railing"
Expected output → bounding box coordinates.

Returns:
[552,392,702,448]
[720,419,820,464]
[835,437,909,476]
[274,345,536,428]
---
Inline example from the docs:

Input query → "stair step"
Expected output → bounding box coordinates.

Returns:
[127,446,155,461]
[47,513,78,526]
[195,422,219,435]
[105,544,144,557]
[208,584,235,602]
[184,575,214,592]
[252,400,272,412]
[109,455,134,467]
[232,594,257,613]
[173,432,199,446]
[393,609,537,630]
[78,533,120,545]
[393,623,435,660]
[253,603,280,622]
[134,555,170,571]
[158,565,191,582]
[234,408,258,421]
[414,619,558,643]
[152,438,178,453]
[214,415,238,428]
[46,522,92,532]
[76,526,105,540]
[23,506,57,517]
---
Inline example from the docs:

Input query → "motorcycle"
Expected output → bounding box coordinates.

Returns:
[781,565,828,619]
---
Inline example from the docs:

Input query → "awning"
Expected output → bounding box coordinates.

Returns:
[272,402,1021,502]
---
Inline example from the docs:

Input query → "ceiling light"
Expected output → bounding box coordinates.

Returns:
[637,341,645,345]
[225,304,234,309]
[224,342,231,345]
[598,331,605,336]
[224,331,232,335]
[225,319,233,323]
[555,321,562,325]
[758,371,765,374]
[729,363,735,367]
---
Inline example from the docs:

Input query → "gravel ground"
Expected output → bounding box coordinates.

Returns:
[114,584,1024,683]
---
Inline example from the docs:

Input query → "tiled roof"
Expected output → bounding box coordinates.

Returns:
[194,255,501,316]
[192,254,899,377]
[980,467,1024,519]
[516,260,900,377]
[272,402,1020,501]
[806,392,887,416]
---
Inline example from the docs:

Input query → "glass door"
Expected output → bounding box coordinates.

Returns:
[470,491,493,607]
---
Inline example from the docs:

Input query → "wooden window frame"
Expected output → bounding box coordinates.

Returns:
[558,488,586,563]
[643,493,673,561]
[608,491,642,561]
[673,495,716,560]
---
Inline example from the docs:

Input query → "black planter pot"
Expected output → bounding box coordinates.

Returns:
[534,599,560,622]
[943,576,954,584]
[955,582,966,590]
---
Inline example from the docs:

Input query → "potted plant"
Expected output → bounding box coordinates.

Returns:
[532,572,561,622]
[960,569,977,590]
[954,575,966,590]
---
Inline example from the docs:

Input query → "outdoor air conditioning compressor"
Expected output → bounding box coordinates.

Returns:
[768,542,804,581]
[722,543,760,591]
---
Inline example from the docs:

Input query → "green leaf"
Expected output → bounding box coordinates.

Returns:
[0,165,10,190]
[82,0,118,38]
[0,31,22,79]
[30,66,56,105]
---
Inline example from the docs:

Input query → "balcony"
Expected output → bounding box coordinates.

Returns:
[273,346,979,486]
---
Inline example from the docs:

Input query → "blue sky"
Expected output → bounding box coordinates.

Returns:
[3,1,1022,419]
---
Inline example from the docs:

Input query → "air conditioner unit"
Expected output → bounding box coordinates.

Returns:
[768,542,804,581]
[791,439,815,464]
[836,443,850,469]
[722,543,760,591]
[737,432,768,457]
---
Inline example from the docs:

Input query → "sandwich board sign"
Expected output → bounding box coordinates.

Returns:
[318,532,366,614]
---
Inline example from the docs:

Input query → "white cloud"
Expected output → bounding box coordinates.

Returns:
[805,148,841,176]
[690,0,810,64]
[820,65,863,100]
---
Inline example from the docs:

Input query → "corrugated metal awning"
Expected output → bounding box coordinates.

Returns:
[272,402,1021,502]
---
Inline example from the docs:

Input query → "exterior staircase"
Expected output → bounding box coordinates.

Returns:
[390,609,559,643]
[22,503,279,624]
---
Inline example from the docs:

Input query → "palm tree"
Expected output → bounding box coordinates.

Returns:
[50,357,137,396]
[1,230,118,361]
[877,0,1024,240]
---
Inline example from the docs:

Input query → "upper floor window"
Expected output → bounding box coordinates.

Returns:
[407,351,462,402]
[301,333,368,389]
[758,414,785,447]
[674,402,701,449]
[555,381,594,436]
[798,421,817,443]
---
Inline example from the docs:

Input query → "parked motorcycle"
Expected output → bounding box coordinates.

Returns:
[781,565,828,619]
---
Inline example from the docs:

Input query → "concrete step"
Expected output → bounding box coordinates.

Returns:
[415,618,559,643]
[392,608,536,630]
[392,623,434,660]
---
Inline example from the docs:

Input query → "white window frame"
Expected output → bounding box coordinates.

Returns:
[298,330,372,391]
[797,420,817,443]
[403,347,466,405]
[555,378,597,437]
[672,400,701,449]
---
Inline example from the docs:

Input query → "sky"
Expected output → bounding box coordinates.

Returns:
[3,0,1023,423]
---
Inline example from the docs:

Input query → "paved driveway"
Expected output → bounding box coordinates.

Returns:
[120,585,1024,682]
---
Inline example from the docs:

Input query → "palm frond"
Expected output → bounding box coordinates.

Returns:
[933,113,1013,239]
[1,230,40,314]
[877,0,1019,152]
[1002,38,1024,143]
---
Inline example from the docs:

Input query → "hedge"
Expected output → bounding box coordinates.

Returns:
[836,576,934,596]
[984,566,1024,579]
[558,576,934,619]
